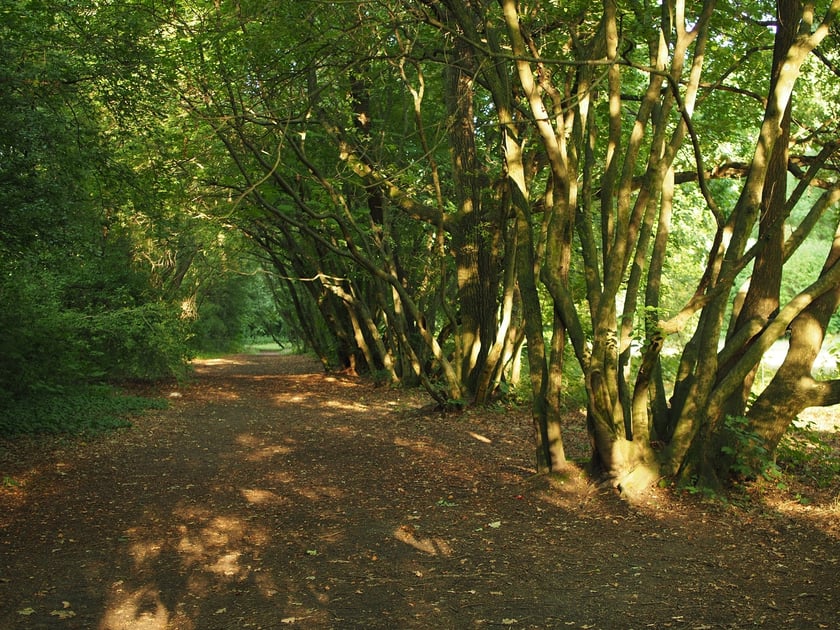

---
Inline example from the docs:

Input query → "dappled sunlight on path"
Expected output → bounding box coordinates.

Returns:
[1,353,838,628]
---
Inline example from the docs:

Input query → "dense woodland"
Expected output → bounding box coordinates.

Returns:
[2,0,839,493]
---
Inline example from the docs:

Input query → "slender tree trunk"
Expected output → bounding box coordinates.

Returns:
[443,34,502,402]
[720,0,797,421]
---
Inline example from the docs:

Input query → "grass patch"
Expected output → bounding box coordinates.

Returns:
[244,341,286,353]
[0,385,168,436]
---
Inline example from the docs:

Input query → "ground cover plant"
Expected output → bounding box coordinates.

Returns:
[0,385,168,437]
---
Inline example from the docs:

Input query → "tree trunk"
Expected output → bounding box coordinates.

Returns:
[720,0,797,422]
[443,28,503,403]
[747,208,840,456]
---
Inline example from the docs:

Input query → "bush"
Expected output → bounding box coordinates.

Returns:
[0,271,189,434]
[83,303,193,381]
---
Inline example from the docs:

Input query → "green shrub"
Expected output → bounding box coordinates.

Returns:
[721,415,780,480]
[82,303,193,381]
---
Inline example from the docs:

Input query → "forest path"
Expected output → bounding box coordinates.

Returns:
[1,353,838,629]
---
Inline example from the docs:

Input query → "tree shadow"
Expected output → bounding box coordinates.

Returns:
[1,354,838,629]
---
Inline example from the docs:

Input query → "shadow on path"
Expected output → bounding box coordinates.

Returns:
[1,354,838,629]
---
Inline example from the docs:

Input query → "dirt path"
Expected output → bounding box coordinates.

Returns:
[1,353,838,629]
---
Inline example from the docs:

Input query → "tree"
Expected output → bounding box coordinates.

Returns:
[474,0,839,490]
[679,0,840,484]
[159,0,526,405]
[153,0,840,492]
[0,0,201,427]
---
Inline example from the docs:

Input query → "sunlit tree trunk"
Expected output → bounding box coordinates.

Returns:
[673,0,839,487]
[719,0,797,422]
[747,211,840,453]
[498,0,570,472]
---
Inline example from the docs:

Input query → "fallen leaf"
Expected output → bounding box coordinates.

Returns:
[17,608,35,616]
[281,617,297,624]
[50,609,76,619]
[488,521,502,529]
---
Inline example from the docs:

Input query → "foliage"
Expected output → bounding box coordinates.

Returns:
[720,415,780,481]
[189,271,281,354]
[0,255,192,396]
[0,0,212,432]
[0,385,167,437]
[776,420,840,488]
[84,303,193,381]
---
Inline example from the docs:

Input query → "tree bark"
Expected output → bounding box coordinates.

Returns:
[443,36,502,401]
[720,0,797,422]
[747,192,840,456]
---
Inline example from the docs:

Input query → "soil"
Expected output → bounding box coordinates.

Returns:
[1,353,838,629]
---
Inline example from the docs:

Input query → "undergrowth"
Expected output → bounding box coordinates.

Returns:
[776,420,840,489]
[678,415,839,505]
[0,385,167,436]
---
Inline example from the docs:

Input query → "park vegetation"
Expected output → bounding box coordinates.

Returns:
[2,0,839,494]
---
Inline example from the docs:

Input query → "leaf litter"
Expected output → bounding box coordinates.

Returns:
[0,353,837,628]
